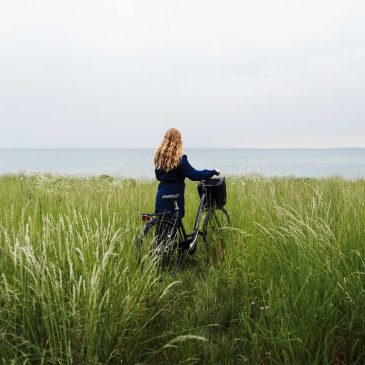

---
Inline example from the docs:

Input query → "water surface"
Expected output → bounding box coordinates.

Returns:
[0,149,364,178]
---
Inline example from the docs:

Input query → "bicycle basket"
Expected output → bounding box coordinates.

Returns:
[198,177,227,208]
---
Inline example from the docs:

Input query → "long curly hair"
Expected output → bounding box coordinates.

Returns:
[154,128,183,171]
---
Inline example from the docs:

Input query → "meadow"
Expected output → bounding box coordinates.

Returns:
[0,174,364,364]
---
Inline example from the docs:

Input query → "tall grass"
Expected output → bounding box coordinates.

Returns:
[0,173,364,364]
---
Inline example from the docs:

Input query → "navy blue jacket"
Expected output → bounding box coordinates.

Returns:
[155,155,215,217]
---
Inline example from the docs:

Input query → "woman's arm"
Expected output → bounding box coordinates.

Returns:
[179,155,217,181]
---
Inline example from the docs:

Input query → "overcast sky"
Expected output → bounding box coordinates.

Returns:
[0,0,364,148]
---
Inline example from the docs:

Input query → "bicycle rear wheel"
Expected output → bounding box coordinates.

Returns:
[202,207,230,248]
[136,218,186,273]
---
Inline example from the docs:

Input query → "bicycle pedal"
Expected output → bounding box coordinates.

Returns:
[179,238,191,250]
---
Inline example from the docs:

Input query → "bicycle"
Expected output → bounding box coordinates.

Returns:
[136,177,230,273]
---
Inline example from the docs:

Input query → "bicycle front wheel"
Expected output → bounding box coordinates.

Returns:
[202,207,230,248]
[136,218,185,273]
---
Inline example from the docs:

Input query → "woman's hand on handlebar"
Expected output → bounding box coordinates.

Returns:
[213,169,220,176]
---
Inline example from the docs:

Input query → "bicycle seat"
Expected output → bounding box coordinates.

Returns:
[162,194,180,201]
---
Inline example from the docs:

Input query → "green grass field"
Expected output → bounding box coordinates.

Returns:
[0,174,364,364]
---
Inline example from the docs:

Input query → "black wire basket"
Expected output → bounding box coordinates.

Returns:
[198,177,227,208]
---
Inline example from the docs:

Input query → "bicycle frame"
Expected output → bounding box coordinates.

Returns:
[188,190,207,247]
[139,183,213,253]
[167,188,208,250]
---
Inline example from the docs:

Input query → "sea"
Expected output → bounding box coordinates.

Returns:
[0,149,364,179]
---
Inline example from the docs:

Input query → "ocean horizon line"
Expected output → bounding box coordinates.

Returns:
[1,147,365,151]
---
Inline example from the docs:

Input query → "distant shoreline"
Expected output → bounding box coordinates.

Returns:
[0,147,365,150]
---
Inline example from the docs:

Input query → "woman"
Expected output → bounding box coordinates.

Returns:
[154,128,219,217]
